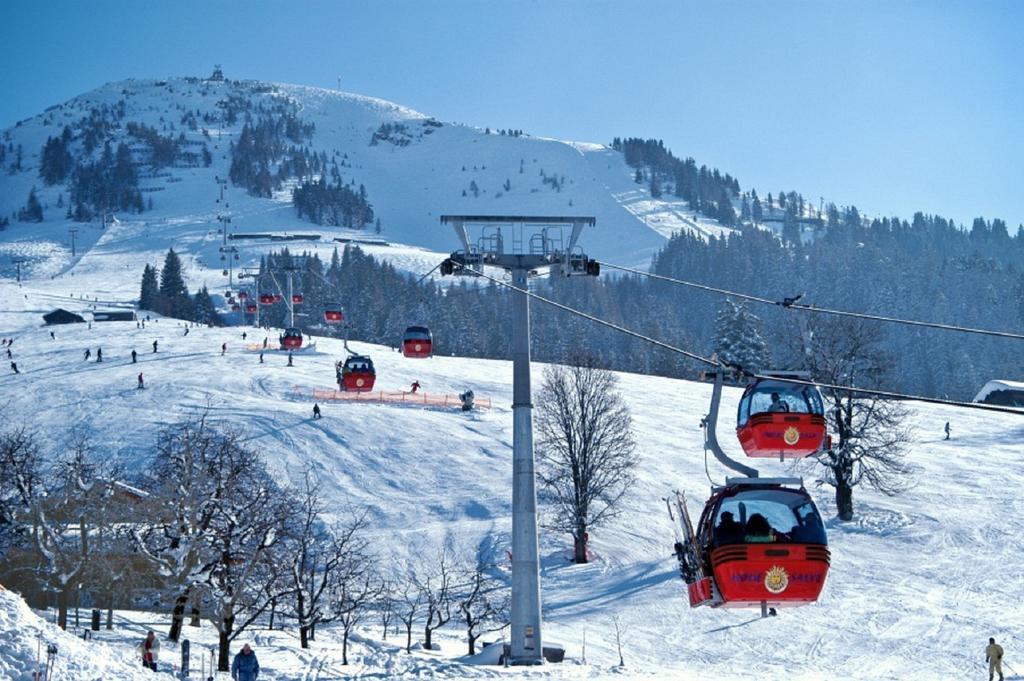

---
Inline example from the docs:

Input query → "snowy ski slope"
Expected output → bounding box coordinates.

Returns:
[1,278,1022,680]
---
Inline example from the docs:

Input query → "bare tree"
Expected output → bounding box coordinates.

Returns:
[333,568,381,665]
[535,361,638,563]
[135,418,290,670]
[396,567,422,654]
[86,482,149,630]
[797,320,916,520]
[134,416,228,642]
[611,615,626,667]
[411,543,455,651]
[196,441,290,671]
[0,427,43,554]
[455,545,509,655]
[375,576,396,641]
[282,471,369,649]
[19,432,117,629]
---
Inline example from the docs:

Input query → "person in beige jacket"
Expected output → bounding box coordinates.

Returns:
[986,637,1004,681]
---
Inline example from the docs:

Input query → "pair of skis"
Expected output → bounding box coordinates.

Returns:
[666,490,719,607]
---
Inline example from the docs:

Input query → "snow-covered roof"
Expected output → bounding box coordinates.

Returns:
[973,379,1024,403]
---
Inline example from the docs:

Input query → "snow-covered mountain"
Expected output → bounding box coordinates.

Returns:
[0,76,734,295]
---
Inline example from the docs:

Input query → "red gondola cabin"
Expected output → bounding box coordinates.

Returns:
[678,479,829,609]
[402,325,433,359]
[337,355,375,392]
[323,305,344,325]
[259,293,275,305]
[281,328,303,349]
[736,377,827,458]
[292,294,304,304]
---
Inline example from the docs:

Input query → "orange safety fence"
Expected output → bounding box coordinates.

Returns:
[307,387,492,409]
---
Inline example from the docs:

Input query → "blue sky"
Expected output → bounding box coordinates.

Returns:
[2,0,1021,227]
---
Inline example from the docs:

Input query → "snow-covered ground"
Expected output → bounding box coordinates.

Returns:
[2,277,1022,680]
[0,587,158,681]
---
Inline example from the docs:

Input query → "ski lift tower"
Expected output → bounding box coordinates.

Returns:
[440,215,599,665]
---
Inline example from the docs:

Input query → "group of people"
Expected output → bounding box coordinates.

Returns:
[137,631,260,679]
[131,621,1008,680]
[5,338,16,374]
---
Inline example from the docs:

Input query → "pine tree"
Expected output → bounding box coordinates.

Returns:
[192,286,221,325]
[782,212,801,245]
[19,187,43,222]
[158,249,192,318]
[139,264,159,310]
[39,130,74,185]
[716,188,735,226]
[713,300,769,376]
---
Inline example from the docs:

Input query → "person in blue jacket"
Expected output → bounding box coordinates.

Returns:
[231,643,260,681]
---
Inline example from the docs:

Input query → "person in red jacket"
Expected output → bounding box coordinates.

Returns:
[138,630,160,671]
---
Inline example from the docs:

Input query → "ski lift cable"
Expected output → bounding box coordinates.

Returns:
[597,261,1024,342]
[452,262,1024,417]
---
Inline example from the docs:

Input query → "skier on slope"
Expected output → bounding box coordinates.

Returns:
[152,340,158,353]
[222,342,227,356]
[184,327,189,336]
[131,349,138,363]
[96,348,102,362]
[10,362,18,374]
[84,348,91,361]
[312,403,321,419]
[410,380,420,394]
[986,638,1005,681]
[287,351,294,367]
[137,373,145,390]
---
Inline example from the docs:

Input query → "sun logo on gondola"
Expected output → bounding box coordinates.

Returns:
[764,565,789,594]
[783,426,800,446]
[356,378,364,387]
[414,343,422,351]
